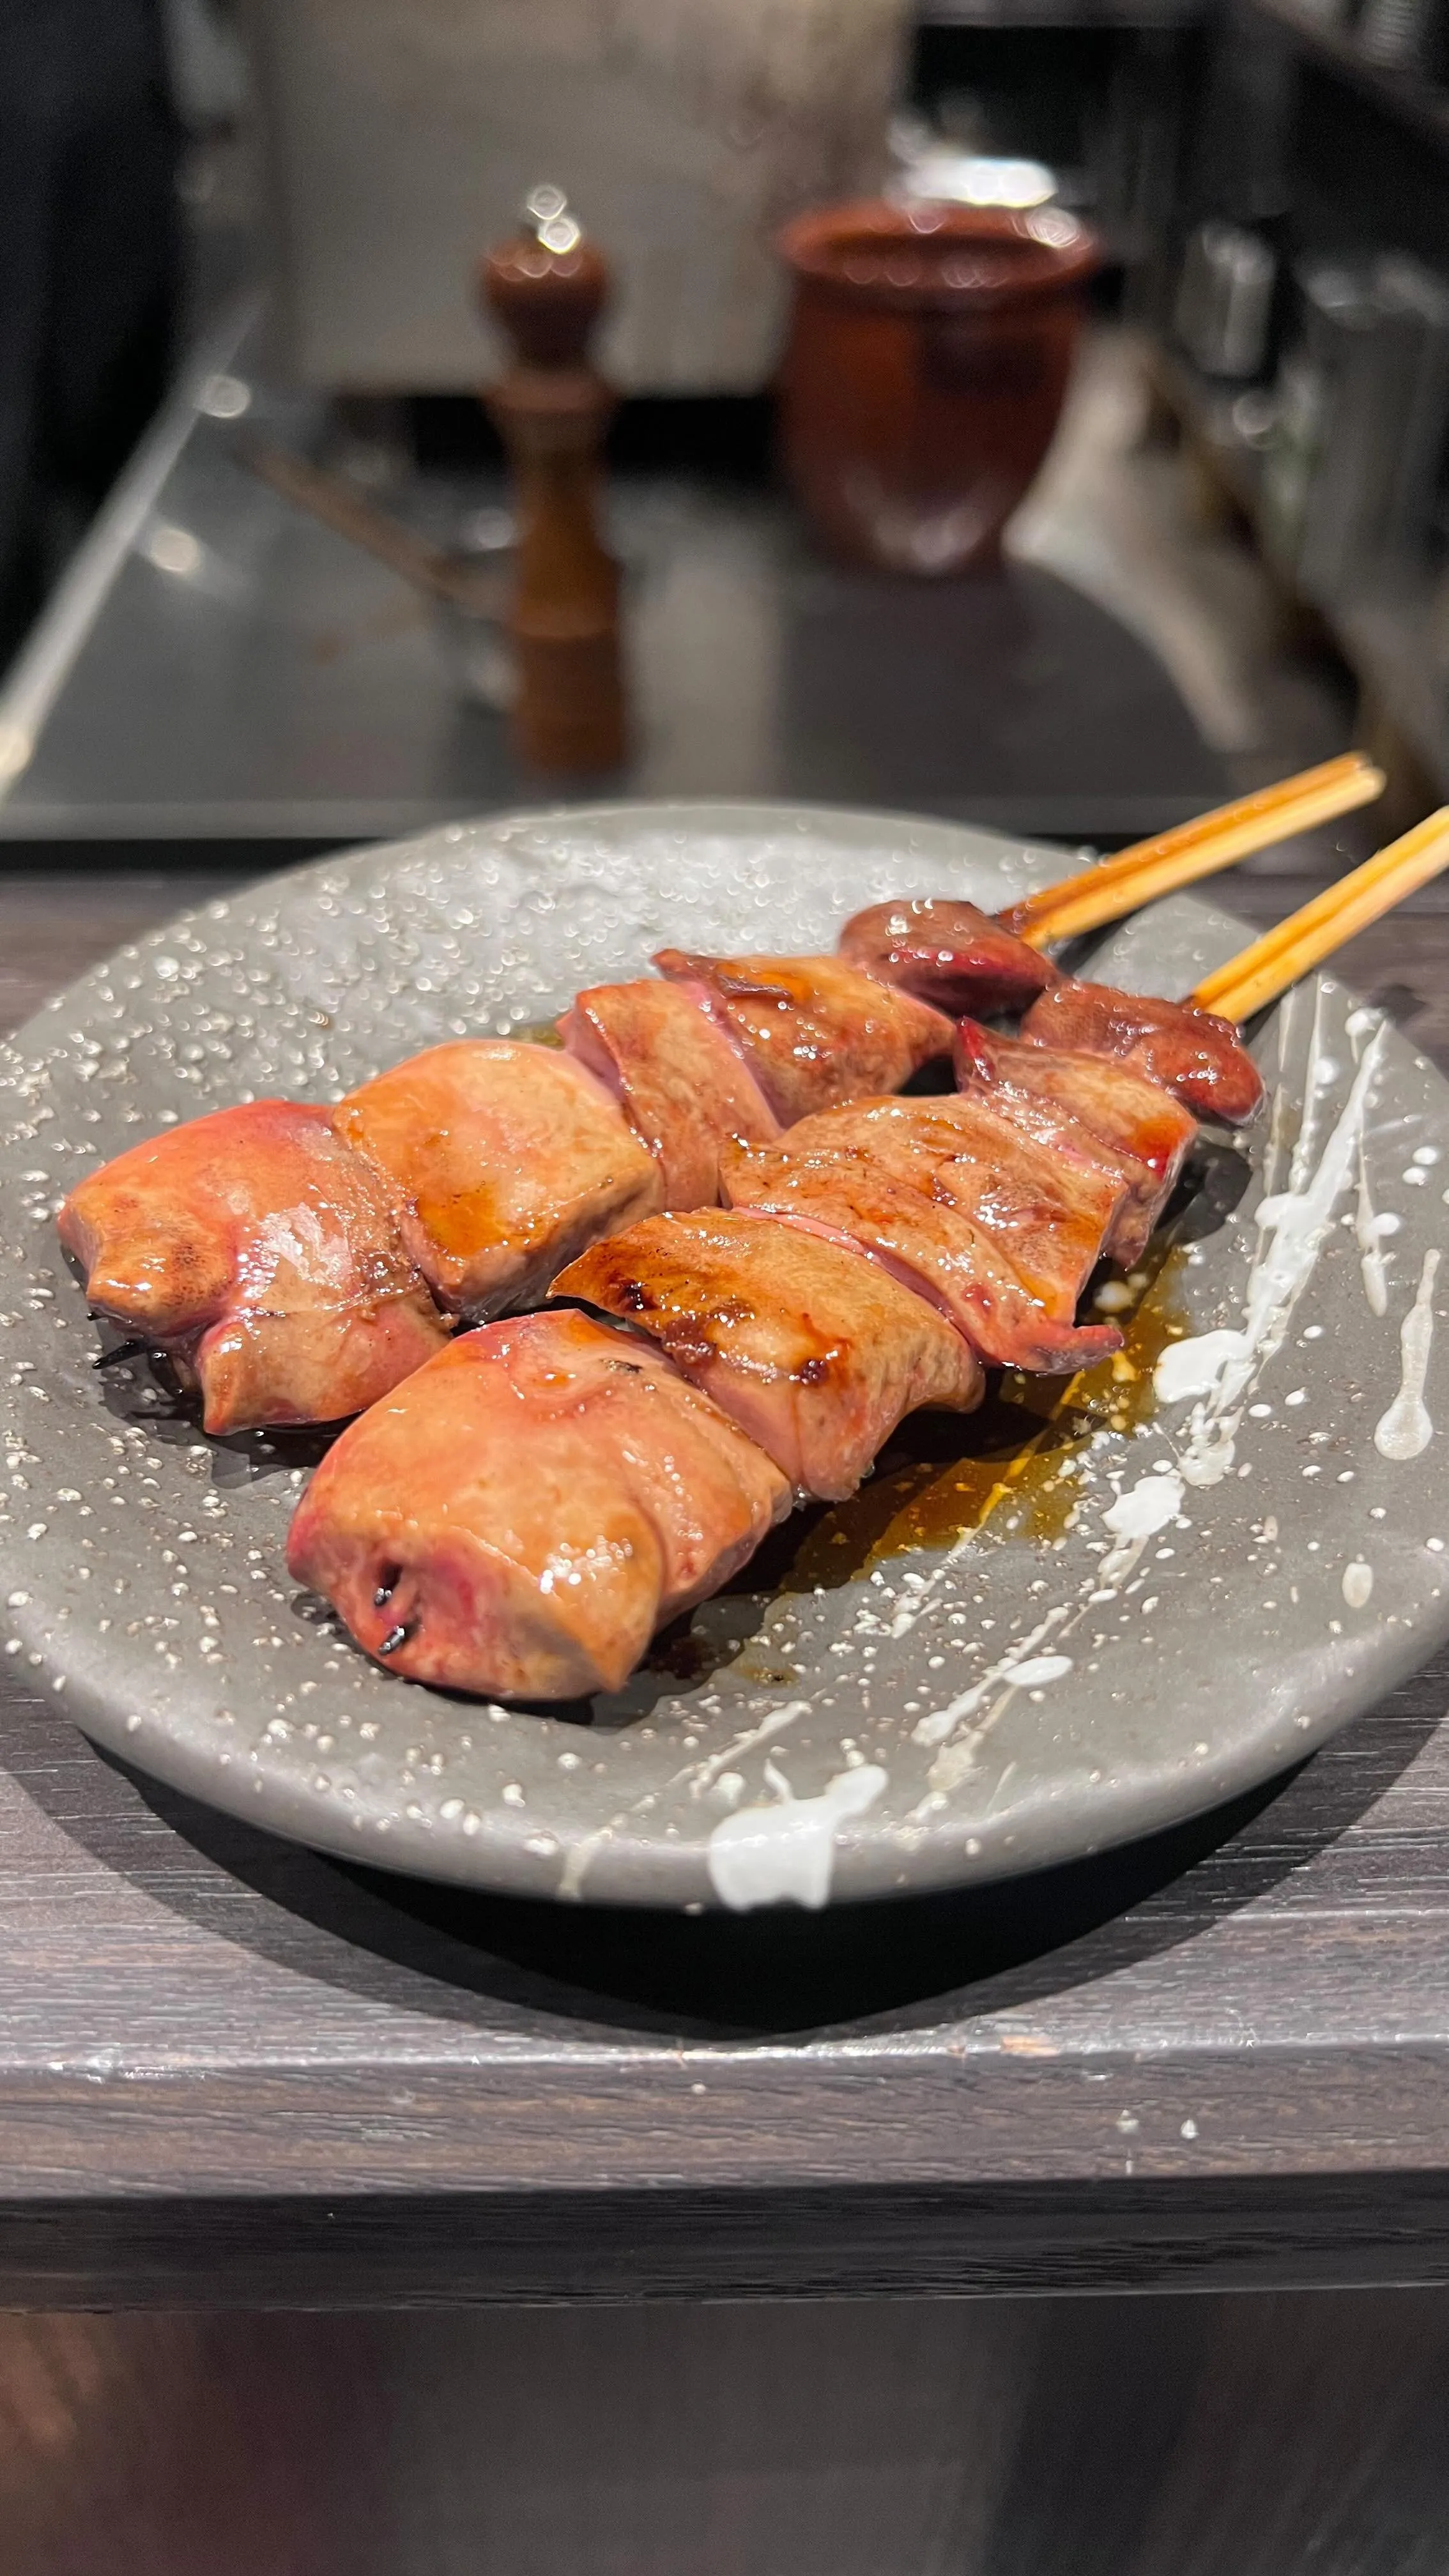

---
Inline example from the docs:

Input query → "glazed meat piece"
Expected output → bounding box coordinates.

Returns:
[724,1096,1122,1340]
[958,1082,1162,1272]
[58,1101,450,1436]
[337,1039,663,1319]
[651,949,951,1124]
[956,1020,1196,1229]
[721,1119,1121,1375]
[558,978,779,1209]
[838,896,1057,1017]
[1023,978,1264,1124]
[937,1033,1171,1269]
[770,1095,1124,1322]
[555,1207,983,1501]
[287,1310,789,1701]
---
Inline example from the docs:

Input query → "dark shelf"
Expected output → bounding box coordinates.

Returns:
[1147,341,1449,803]
[919,0,1200,22]
[1248,0,1449,153]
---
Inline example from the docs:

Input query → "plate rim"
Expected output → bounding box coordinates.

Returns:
[4,795,1446,1910]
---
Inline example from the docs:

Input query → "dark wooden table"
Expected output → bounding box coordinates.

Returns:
[7,862,1449,2573]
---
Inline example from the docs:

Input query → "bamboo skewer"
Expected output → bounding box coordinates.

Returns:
[1193,807,1449,1025]
[1003,753,1384,949]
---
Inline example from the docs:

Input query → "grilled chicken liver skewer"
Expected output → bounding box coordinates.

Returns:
[554,1206,985,1502]
[839,898,1058,1017]
[717,1080,1184,1349]
[284,806,1449,1705]
[838,754,1383,1006]
[650,950,951,1123]
[714,1100,1124,1375]
[56,1103,451,1438]
[558,979,780,1208]
[335,1038,663,1314]
[841,902,1266,1123]
[953,1019,1200,1204]
[288,1309,790,1701]
[288,1218,989,1701]
[57,944,1250,1437]
[59,925,1258,1440]
[58,1040,663,1436]
[1020,979,1265,1123]
[292,1027,1204,1697]
[59,956,953,1433]
[68,758,1355,1434]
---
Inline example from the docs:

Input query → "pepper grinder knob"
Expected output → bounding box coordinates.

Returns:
[479,188,628,774]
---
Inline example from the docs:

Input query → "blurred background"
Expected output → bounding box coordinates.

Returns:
[3,0,1448,916]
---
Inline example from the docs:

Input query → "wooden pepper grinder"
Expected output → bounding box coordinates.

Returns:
[480,187,628,774]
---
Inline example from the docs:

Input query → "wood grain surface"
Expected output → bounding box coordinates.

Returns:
[3,855,1449,2312]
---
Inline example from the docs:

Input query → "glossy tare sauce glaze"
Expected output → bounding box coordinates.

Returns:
[838,895,1057,1018]
[59,948,956,1435]
[296,983,1255,1699]
[1022,979,1266,1124]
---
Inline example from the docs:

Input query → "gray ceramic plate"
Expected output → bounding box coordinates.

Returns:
[3,800,1448,1910]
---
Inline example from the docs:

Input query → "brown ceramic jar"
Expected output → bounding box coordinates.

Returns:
[777,200,1100,575]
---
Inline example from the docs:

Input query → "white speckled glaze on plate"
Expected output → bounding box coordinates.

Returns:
[3,801,1448,1910]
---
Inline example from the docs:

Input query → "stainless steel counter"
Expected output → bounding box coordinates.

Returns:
[0,308,1227,859]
